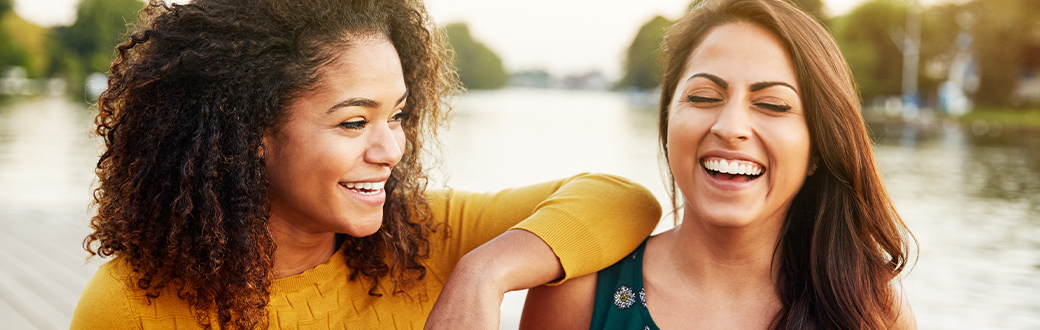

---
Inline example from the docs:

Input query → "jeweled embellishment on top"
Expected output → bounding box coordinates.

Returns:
[639,287,646,308]
[613,285,636,310]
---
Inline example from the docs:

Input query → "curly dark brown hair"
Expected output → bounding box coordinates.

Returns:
[84,0,458,328]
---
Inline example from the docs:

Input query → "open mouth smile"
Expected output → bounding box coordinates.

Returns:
[702,157,765,182]
[340,181,385,195]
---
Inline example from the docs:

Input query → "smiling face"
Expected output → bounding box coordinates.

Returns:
[264,35,407,238]
[667,22,813,229]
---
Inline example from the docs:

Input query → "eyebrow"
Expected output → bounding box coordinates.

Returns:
[750,81,797,93]
[687,73,798,95]
[688,73,728,90]
[327,91,409,113]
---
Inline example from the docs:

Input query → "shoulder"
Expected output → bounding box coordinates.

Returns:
[519,272,599,330]
[71,258,139,330]
[890,286,917,330]
[72,258,201,329]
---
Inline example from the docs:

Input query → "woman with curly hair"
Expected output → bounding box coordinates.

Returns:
[70,0,662,329]
[521,0,916,329]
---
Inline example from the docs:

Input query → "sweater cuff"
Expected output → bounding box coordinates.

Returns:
[510,206,599,286]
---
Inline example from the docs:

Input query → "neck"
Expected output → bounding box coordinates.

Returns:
[661,210,786,294]
[268,213,339,279]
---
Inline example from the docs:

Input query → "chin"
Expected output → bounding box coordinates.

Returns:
[341,212,384,237]
[688,204,761,228]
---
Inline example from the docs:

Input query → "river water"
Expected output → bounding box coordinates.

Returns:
[0,89,1037,329]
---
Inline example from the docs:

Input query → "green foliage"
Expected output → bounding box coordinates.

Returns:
[790,0,826,24]
[618,16,673,90]
[968,0,1040,106]
[444,23,508,90]
[831,0,906,102]
[916,4,961,100]
[2,12,50,77]
[0,0,18,71]
[58,0,144,74]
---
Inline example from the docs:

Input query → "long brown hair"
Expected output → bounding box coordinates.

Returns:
[658,0,915,328]
[85,0,458,328]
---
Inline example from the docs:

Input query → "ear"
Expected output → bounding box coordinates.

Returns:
[260,134,273,160]
[807,154,820,176]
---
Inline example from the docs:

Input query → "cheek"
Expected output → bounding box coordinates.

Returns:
[761,121,812,178]
[665,111,708,163]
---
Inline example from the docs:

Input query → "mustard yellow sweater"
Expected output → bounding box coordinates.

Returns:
[71,174,661,329]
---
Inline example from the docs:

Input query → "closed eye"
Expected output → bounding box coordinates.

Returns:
[687,95,722,103]
[754,102,791,112]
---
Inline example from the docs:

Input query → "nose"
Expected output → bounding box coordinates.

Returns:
[364,123,405,168]
[709,98,752,143]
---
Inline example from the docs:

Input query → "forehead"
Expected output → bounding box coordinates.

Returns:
[683,22,797,88]
[321,35,403,84]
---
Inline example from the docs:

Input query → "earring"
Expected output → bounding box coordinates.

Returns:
[808,162,818,176]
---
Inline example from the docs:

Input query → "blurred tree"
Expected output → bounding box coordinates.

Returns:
[0,0,23,73]
[2,12,50,77]
[916,3,962,104]
[831,0,906,103]
[617,16,673,90]
[969,0,1040,106]
[43,0,142,97]
[791,0,827,24]
[444,23,508,90]
[56,0,144,73]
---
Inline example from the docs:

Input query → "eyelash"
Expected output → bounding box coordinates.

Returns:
[338,111,410,130]
[339,119,368,130]
[754,102,791,112]
[686,95,721,103]
[686,95,791,113]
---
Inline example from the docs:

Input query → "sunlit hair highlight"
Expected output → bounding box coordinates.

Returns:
[85,0,458,328]
[658,0,915,329]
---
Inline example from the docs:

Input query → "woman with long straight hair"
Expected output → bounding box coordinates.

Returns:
[520,0,916,329]
[70,0,662,328]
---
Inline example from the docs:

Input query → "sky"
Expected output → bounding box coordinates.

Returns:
[13,0,950,80]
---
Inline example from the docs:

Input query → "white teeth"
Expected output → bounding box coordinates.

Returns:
[703,158,763,176]
[342,181,386,191]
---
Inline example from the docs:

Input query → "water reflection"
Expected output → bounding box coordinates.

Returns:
[0,91,1038,328]
[869,121,1040,329]
[0,97,99,215]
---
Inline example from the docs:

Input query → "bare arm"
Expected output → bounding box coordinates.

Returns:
[519,272,598,330]
[421,173,660,329]
[424,230,563,329]
[891,289,917,330]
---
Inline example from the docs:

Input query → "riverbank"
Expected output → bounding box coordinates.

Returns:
[863,107,1040,131]
[958,107,1040,128]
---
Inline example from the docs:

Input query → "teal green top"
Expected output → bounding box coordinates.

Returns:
[590,239,660,330]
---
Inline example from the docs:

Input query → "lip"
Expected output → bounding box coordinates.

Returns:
[699,150,765,191]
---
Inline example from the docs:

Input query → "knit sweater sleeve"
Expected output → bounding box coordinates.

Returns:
[425,173,661,285]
